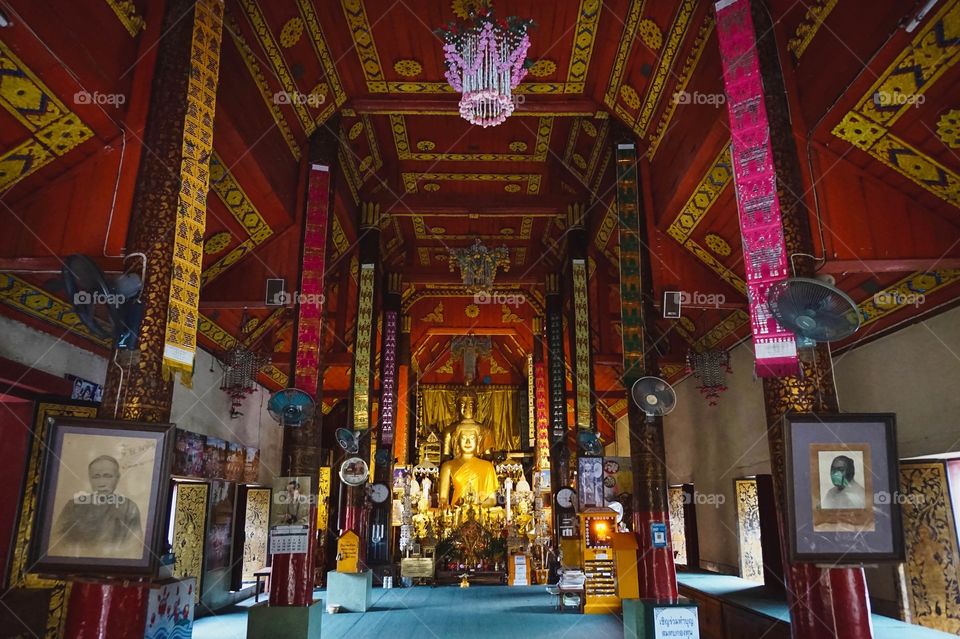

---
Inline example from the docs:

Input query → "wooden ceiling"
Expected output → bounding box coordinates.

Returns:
[0,0,958,422]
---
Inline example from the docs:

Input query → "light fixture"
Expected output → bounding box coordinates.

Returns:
[686,348,732,406]
[449,238,510,292]
[438,4,533,127]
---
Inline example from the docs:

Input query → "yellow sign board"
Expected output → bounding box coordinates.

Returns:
[336,531,360,573]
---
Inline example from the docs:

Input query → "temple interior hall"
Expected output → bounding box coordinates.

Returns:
[0,0,959,638]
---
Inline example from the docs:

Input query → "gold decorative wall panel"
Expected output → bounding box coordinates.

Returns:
[241,488,271,582]
[172,482,209,602]
[668,486,688,565]
[735,478,764,583]
[900,461,960,633]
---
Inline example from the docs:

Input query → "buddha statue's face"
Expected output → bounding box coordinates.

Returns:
[458,430,478,455]
[460,395,476,420]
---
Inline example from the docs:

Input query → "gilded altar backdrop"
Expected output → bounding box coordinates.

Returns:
[420,386,521,452]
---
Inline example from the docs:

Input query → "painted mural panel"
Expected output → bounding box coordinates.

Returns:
[241,488,271,582]
[735,478,764,583]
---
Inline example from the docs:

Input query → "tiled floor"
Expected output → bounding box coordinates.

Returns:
[192,585,623,639]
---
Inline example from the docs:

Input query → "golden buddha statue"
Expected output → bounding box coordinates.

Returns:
[439,421,499,507]
[442,391,492,456]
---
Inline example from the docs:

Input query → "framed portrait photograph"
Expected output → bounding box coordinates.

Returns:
[784,413,903,563]
[29,417,174,576]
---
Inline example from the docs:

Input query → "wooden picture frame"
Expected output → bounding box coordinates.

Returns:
[784,413,903,563]
[28,417,174,577]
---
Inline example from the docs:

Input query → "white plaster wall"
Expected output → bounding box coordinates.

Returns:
[170,348,282,486]
[0,316,282,485]
[662,342,770,574]
[0,315,108,383]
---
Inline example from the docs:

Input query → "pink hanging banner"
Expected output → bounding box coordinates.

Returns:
[294,164,331,396]
[715,0,799,377]
[379,310,398,445]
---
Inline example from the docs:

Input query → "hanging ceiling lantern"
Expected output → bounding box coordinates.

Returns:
[438,5,533,128]
[686,349,732,406]
[449,239,510,292]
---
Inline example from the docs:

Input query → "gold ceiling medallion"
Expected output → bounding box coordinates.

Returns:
[528,59,557,78]
[572,153,587,169]
[581,120,597,137]
[638,18,663,50]
[424,183,441,192]
[449,239,510,292]
[204,231,231,255]
[620,84,641,110]
[504,184,521,192]
[348,121,364,139]
[279,17,305,48]
[417,140,437,151]
[394,59,423,77]
[705,233,732,256]
[508,140,528,152]
[465,304,480,318]
[936,109,960,149]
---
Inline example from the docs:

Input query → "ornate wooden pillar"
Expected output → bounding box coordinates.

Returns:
[341,202,380,547]
[545,274,569,494]
[68,1,223,637]
[367,273,401,565]
[270,121,339,607]
[722,0,873,635]
[616,139,678,601]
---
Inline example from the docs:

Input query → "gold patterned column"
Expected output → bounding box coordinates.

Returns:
[99,0,223,424]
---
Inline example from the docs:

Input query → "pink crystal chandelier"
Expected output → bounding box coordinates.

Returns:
[438,7,533,128]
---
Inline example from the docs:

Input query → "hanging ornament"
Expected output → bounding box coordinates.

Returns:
[437,5,534,127]
[686,349,732,406]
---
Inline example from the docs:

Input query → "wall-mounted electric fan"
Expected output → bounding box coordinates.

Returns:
[267,388,315,427]
[577,430,603,456]
[62,254,143,349]
[631,376,678,420]
[766,277,861,347]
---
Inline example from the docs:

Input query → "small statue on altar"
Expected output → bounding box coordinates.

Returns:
[439,422,499,507]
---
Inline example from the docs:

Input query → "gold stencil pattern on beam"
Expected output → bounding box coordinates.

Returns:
[0,39,95,192]
[225,14,299,159]
[0,273,111,346]
[353,264,376,432]
[828,0,960,208]
[648,15,714,159]
[105,0,146,36]
[634,0,696,136]
[203,153,274,286]
[390,114,553,161]
[565,0,601,93]
[667,144,732,242]
[239,0,314,134]
[937,109,960,148]
[341,0,387,92]
[402,172,541,195]
[572,260,592,430]
[422,302,444,323]
[297,0,347,108]
[858,270,960,326]
[787,0,838,59]
[502,304,522,323]
[594,198,617,250]
[604,0,645,109]
[696,310,749,350]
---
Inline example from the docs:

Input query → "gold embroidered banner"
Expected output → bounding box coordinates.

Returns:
[352,264,376,431]
[163,0,223,387]
[572,259,592,430]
